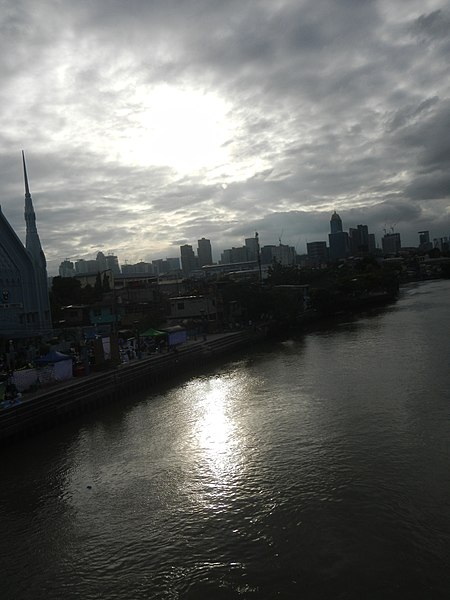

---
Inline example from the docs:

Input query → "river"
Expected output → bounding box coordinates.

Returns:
[2,279,450,599]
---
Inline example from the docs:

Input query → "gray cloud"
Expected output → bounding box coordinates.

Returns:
[0,0,449,273]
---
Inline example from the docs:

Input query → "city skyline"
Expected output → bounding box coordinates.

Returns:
[57,216,447,279]
[1,1,450,273]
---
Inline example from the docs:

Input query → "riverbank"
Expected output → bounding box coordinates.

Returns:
[0,329,265,444]
[0,286,403,444]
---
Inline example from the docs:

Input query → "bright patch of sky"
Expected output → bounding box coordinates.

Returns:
[0,0,449,272]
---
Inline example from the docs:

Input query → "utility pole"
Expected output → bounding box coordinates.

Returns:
[255,231,262,284]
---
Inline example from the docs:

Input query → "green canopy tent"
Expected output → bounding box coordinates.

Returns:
[140,328,167,339]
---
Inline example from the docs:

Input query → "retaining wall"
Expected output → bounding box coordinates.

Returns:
[0,330,263,444]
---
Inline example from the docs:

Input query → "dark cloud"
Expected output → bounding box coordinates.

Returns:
[0,1,449,272]
[405,172,450,200]
[411,9,450,40]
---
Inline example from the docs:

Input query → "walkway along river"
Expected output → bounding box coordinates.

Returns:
[2,279,450,599]
[0,329,265,443]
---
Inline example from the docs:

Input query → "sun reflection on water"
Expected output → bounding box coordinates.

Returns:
[194,376,238,478]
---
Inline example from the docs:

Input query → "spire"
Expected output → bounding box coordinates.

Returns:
[22,151,46,268]
[22,150,31,198]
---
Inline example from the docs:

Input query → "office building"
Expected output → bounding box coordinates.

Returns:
[349,224,369,254]
[307,241,328,266]
[180,244,198,276]
[382,232,401,255]
[221,246,249,264]
[328,211,349,261]
[197,238,213,267]
[59,259,75,277]
[418,231,432,252]
[245,237,259,261]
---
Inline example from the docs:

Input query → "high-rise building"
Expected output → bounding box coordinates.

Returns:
[96,251,108,272]
[166,257,181,272]
[106,254,121,275]
[75,259,98,274]
[349,225,369,254]
[307,241,328,266]
[433,237,449,252]
[59,259,75,277]
[271,244,296,266]
[197,238,212,267]
[245,237,259,261]
[382,232,401,255]
[220,246,249,264]
[152,259,168,275]
[418,231,432,252]
[328,211,349,261]
[122,261,154,275]
[330,211,343,233]
[180,244,198,276]
[260,245,277,265]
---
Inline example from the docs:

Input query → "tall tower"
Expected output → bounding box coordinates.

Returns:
[22,151,52,330]
[328,211,349,261]
[180,244,198,276]
[330,211,343,234]
[197,237,212,267]
[23,151,46,270]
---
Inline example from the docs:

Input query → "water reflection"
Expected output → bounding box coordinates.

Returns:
[195,377,234,471]
[3,281,450,599]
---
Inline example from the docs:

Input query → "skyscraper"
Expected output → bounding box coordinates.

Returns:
[418,230,432,252]
[330,211,343,234]
[328,211,349,261]
[180,244,198,276]
[245,237,259,261]
[382,232,401,255]
[307,241,328,266]
[349,224,369,254]
[197,238,212,267]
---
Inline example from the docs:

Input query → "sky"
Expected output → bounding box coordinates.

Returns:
[1,0,450,274]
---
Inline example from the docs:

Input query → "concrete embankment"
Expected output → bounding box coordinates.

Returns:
[0,329,264,444]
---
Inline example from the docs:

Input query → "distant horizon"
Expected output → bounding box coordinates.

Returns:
[1,1,449,274]
[46,222,445,278]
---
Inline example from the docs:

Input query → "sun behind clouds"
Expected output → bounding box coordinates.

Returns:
[110,85,236,176]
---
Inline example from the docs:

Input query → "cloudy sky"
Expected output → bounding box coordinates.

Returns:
[1,0,449,273]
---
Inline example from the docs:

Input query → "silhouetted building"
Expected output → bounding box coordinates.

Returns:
[122,261,154,275]
[166,257,181,272]
[59,259,75,277]
[418,230,433,252]
[245,237,259,261]
[349,224,369,254]
[96,251,108,272]
[433,237,449,253]
[106,254,121,275]
[0,152,52,338]
[260,245,277,265]
[75,259,98,274]
[382,232,401,255]
[330,211,343,233]
[180,244,198,276]
[271,244,296,266]
[328,211,349,261]
[307,241,328,266]
[221,246,249,264]
[197,238,213,267]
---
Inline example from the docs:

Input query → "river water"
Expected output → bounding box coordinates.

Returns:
[2,279,450,599]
